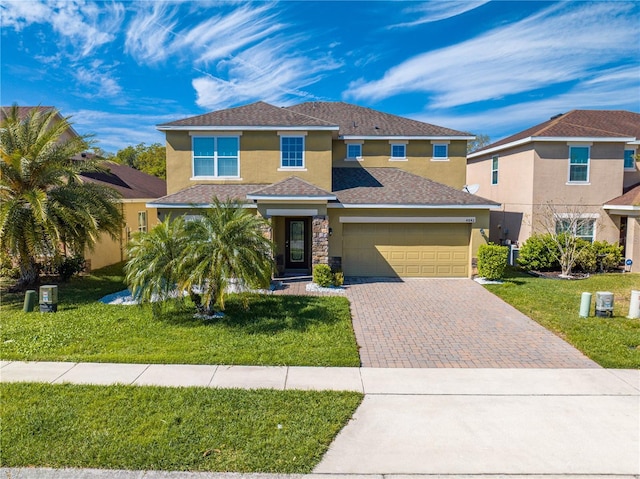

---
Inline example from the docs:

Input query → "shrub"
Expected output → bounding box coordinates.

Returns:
[333,271,344,287]
[55,255,87,282]
[517,234,560,271]
[576,241,623,273]
[313,264,334,287]
[0,251,18,279]
[477,243,509,280]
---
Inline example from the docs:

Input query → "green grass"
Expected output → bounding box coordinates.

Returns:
[0,264,360,367]
[484,270,640,368]
[0,382,362,472]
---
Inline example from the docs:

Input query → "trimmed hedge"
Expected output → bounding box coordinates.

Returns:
[477,243,509,280]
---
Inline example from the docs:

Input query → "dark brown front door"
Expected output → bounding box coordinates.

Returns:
[285,218,310,271]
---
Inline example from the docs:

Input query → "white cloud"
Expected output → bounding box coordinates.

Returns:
[1,0,124,57]
[123,2,179,64]
[390,0,489,28]
[410,65,640,141]
[347,2,640,109]
[73,64,122,98]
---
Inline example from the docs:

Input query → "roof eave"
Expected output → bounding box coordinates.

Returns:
[329,203,501,209]
[147,202,256,209]
[157,125,339,132]
[246,195,336,201]
[340,135,475,141]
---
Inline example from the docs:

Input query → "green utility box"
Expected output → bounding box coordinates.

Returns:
[39,285,58,313]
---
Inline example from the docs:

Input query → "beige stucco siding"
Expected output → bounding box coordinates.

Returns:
[333,139,467,189]
[85,201,160,270]
[165,130,333,194]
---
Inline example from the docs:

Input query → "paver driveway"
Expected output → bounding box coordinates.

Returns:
[275,276,599,368]
[345,278,598,368]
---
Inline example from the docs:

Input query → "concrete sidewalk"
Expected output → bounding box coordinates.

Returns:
[2,362,639,476]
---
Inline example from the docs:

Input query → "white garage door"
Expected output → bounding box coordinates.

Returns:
[342,223,470,277]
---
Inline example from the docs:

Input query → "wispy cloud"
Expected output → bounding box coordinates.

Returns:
[73,62,122,99]
[389,1,489,28]
[411,65,640,140]
[347,2,640,109]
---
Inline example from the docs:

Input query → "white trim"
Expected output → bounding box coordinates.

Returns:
[190,131,242,137]
[329,203,501,210]
[147,202,257,209]
[247,195,335,201]
[341,135,475,141]
[120,198,159,204]
[468,136,637,159]
[158,125,338,131]
[567,144,590,184]
[431,142,449,161]
[192,135,241,179]
[280,134,305,169]
[190,177,244,181]
[277,168,308,172]
[603,205,640,215]
[266,209,318,216]
[555,212,600,219]
[340,216,476,224]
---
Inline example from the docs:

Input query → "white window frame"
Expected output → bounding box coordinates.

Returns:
[491,155,499,185]
[345,142,363,161]
[555,217,596,243]
[191,135,241,179]
[279,134,306,170]
[431,142,449,161]
[389,141,407,161]
[567,144,591,184]
[624,149,636,170]
[137,211,147,233]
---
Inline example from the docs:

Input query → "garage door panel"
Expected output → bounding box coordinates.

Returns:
[343,223,469,278]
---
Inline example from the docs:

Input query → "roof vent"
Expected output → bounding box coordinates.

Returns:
[550,113,564,120]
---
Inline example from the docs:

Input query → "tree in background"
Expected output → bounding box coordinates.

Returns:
[0,105,123,287]
[114,142,166,179]
[467,134,491,153]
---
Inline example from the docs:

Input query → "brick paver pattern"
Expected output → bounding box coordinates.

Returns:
[274,276,599,369]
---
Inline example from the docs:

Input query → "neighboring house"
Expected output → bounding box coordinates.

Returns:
[150,101,498,278]
[467,110,640,271]
[80,161,166,270]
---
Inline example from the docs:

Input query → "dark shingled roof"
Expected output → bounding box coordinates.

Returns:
[332,168,498,206]
[286,102,471,137]
[606,183,640,207]
[474,110,640,154]
[81,162,166,199]
[149,184,267,205]
[158,101,336,128]
[248,177,334,198]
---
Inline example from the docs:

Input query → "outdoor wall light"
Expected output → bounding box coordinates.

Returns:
[329,227,333,236]
[480,228,486,235]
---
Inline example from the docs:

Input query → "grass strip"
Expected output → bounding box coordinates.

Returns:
[484,270,640,368]
[0,382,362,473]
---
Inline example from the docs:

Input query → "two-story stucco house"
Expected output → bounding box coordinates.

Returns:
[150,101,499,278]
[467,110,640,271]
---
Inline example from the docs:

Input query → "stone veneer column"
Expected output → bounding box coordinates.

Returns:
[311,215,329,266]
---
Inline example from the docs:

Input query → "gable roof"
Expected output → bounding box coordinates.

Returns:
[1,105,81,139]
[286,102,472,138]
[332,168,498,207]
[157,101,337,130]
[148,184,266,207]
[80,162,166,199]
[469,110,640,158]
[247,177,335,200]
[604,182,640,208]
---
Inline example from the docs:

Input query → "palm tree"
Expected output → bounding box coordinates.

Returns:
[124,215,187,305]
[0,105,123,287]
[180,198,274,314]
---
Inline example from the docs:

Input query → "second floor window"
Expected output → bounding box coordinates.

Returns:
[491,156,499,185]
[624,150,636,169]
[347,143,362,159]
[390,143,406,159]
[281,136,304,168]
[193,136,239,178]
[568,146,590,183]
[432,143,448,159]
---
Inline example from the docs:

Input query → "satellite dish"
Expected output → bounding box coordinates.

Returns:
[463,184,480,195]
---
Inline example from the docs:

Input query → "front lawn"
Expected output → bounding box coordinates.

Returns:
[484,270,640,368]
[0,382,362,472]
[0,264,360,367]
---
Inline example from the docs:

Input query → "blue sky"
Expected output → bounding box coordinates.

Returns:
[2,0,639,153]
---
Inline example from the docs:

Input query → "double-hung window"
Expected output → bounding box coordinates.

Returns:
[568,145,590,183]
[346,143,362,160]
[556,218,595,243]
[432,143,448,160]
[624,149,636,170]
[193,136,239,178]
[281,136,304,168]
[390,143,406,160]
[137,211,147,233]
[491,155,499,185]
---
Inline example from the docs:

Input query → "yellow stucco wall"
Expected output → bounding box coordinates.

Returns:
[165,130,334,194]
[333,139,467,189]
[85,202,160,271]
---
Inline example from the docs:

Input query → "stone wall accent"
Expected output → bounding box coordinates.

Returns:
[312,215,329,266]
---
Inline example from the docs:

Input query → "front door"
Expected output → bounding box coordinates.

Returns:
[285,218,310,271]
